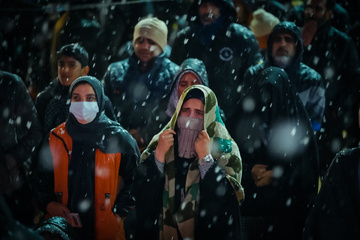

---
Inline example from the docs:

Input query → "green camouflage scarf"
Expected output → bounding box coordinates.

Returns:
[141,85,244,239]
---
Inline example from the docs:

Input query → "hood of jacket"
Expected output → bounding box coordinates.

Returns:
[187,0,237,26]
[267,21,303,74]
[165,58,209,117]
[173,58,209,89]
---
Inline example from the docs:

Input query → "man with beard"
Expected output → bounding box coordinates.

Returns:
[103,17,179,151]
[243,21,325,132]
[301,0,360,177]
[170,0,261,121]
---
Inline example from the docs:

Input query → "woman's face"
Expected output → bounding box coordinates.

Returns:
[177,72,201,98]
[179,98,204,119]
[71,83,97,102]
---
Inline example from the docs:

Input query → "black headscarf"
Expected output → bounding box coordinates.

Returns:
[228,67,319,216]
[65,76,138,154]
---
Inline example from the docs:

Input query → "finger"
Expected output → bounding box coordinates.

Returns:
[202,130,210,139]
[165,129,176,135]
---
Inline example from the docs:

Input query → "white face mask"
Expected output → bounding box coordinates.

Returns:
[69,101,99,124]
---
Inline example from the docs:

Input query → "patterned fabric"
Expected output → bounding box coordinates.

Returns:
[141,85,243,239]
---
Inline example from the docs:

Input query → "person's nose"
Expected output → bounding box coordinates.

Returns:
[62,65,70,72]
[189,110,197,118]
[279,38,286,46]
[140,41,150,50]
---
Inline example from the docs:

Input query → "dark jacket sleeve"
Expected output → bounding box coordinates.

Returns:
[197,162,242,240]
[32,139,57,212]
[7,75,42,166]
[133,154,164,239]
[114,150,140,218]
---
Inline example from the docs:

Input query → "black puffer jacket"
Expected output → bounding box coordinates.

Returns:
[103,52,179,130]
[145,58,209,142]
[170,0,261,120]
[243,21,325,130]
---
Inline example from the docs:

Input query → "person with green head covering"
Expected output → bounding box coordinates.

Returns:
[133,84,244,240]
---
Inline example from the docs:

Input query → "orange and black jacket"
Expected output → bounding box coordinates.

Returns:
[34,122,139,239]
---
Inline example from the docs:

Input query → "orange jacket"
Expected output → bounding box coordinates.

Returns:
[49,122,125,240]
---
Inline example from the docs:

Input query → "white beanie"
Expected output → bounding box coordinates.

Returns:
[133,17,168,51]
[250,9,280,37]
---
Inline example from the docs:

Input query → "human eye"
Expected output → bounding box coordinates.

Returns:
[179,81,187,87]
[181,108,189,113]
[196,110,204,116]
[71,94,80,101]
[285,37,294,43]
[87,95,97,101]
[273,36,282,42]
[58,61,65,67]
[135,37,144,44]
[148,39,156,45]
[69,62,77,68]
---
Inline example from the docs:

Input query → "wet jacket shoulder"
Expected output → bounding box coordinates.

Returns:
[297,62,325,126]
[303,147,360,239]
[0,70,42,165]
[103,53,179,128]
[35,79,68,133]
[170,22,260,119]
[103,53,178,97]
[303,22,360,96]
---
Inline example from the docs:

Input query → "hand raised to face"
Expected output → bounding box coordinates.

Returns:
[195,130,211,160]
[155,129,176,163]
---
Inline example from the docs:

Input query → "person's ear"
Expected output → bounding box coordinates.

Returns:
[81,66,90,76]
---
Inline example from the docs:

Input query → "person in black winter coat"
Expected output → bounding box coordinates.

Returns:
[303,147,360,239]
[227,67,319,240]
[103,17,179,152]
[170,0,261,120]
[145,58,209,143]
[0,70,42,226]
[35,43,116,137]
[243,21,325,132]
[301,0,360,177]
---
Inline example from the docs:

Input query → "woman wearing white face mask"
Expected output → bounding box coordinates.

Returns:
[134,85,244,240]
[33,76,140,240]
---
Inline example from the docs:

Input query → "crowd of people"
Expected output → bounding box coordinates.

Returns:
[1,0,360,239]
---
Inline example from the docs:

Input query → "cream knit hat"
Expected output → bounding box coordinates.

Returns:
[250,9,280,37]
[133,17,168,51]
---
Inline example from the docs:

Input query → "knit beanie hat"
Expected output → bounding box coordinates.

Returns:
[57,43,89,67]
[250,9,280,49]
[133,17,168,51]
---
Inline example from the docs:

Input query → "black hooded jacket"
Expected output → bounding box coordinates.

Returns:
[170,0,261,120]
[303,20,360,175]
[0,71,42,167]
[228,67,319,239]
[145,58,209,142]
[243,21,325,130]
